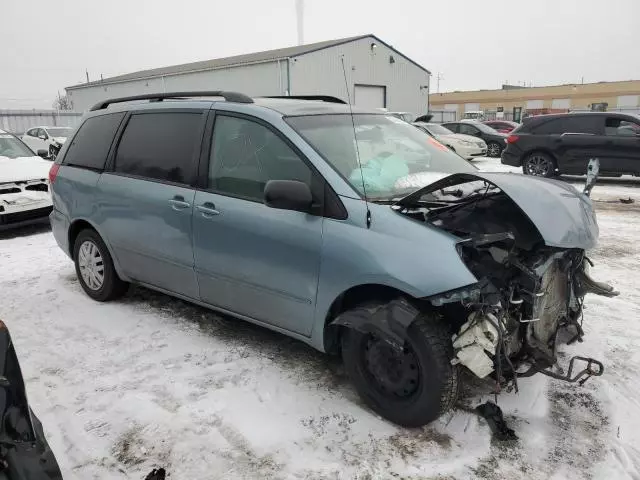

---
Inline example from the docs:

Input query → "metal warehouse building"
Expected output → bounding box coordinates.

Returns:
[66,34,431,114]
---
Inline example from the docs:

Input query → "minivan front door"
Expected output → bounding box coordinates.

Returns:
[600,117,640,175]
[98,110,206,299]
[192,113,323,336]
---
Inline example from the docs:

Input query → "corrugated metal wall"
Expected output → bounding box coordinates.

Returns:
[291,36,430,115]
[67,61,286,112]
[65,37,430,115]
[0,110,83,134]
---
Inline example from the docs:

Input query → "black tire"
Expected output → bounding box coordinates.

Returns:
[487,141,503,158]
[522,152,557,177]
[341,309,459,427]
[73,229,128,301]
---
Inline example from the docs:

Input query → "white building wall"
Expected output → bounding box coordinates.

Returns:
[290,36,430,115]
[66,61,285,112]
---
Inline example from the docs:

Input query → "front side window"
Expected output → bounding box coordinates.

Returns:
[287,114,476,200]
[208,115,312,202]
[114,112,203,183]
[63,112,125,170]
[0,134,35,158]
[458,124,480,136]
[605,117,640,136]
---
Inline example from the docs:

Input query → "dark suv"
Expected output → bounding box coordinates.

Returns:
[502,112,640,177]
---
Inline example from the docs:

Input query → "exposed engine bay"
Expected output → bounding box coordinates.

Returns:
[393,172,617,389]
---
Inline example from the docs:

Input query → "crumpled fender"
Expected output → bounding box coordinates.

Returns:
[331,298,419,348]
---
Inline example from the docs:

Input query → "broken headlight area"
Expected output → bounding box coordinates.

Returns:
[398,177,617,389]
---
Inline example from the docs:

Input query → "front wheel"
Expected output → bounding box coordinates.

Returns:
[487,141,503,157]
[341,310,459,427]
[523,152,556,177]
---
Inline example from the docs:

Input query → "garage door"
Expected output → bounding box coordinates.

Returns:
[354,85,386,109]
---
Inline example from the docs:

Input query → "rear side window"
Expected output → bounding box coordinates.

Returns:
[531,116,601,135]
[114,112,203,184]
[63,113,125,169]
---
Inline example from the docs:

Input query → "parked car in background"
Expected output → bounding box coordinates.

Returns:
[442,121,507,157]
[51,92,613,428]
[483,120,519,133]
[0,129,52,228]
[501,112,640,177]
[413,122,487,159]
[21,126,73,160]
[461,110,485,121]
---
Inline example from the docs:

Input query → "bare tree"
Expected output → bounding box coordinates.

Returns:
[53,93,73,111]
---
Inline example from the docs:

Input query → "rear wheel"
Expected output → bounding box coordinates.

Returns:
[73,229,128,301]
[523,152,556,177]
[341,309,459,427]
[487,141,503,157]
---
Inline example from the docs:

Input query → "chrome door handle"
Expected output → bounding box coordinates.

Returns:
[169,197,191,210]
[196,202,220,216]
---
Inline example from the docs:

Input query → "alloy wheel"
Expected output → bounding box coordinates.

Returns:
[525,155,551,176]
[487,142,501,157]
[78,240,104,290]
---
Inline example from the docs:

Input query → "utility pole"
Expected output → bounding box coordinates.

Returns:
[296,0,304,45]
[85,70,89,83]
[435,72,444,93]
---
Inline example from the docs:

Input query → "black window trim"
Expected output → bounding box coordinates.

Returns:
[105,108,208,188]
[197,109,347,220]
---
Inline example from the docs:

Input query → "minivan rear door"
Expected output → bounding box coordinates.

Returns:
[535,116,602,174]
[97,109,206,299]
[192,111,324,336]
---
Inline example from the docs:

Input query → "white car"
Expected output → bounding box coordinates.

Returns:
[21,126,73,159]
[413,122,487,160]
[0,130,53,228]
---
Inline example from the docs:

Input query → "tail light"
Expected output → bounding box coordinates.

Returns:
[48,164,60,183]
[506,135,520,144]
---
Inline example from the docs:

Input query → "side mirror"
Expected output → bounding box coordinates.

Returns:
[264,180,312,213]
[37,149,49,158]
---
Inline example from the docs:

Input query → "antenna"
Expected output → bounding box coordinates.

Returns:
[340,56,371,229]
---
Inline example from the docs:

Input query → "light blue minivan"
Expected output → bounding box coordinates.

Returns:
[50,92,611,426]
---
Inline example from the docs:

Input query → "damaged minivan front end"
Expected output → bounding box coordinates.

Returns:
[394,171,617,390]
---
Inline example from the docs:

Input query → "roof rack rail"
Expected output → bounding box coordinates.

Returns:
[89,91,254,111]
[261,95,347,104]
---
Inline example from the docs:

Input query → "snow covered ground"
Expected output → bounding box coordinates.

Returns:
[1,158,639,479]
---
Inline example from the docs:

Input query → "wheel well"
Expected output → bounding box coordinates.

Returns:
[68,220,95,256]
[323,284,415,354]
[525,149,557,165]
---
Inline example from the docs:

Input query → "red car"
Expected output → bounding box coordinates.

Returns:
[483,120,519,133]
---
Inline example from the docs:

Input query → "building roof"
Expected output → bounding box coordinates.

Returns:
[67,34,430,90]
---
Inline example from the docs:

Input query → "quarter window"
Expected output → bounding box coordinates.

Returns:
[114,112,203,183]
[208,115,312,202]
[63,112,126,170]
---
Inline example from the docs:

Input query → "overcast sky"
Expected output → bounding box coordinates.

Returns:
[2,0,639,109]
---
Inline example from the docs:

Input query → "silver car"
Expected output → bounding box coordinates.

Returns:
[414,122,487,159]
